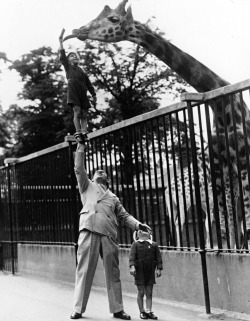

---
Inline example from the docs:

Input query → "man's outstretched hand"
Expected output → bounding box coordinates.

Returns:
[76,143,85,152]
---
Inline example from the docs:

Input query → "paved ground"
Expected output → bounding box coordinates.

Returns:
[1,271,250,321]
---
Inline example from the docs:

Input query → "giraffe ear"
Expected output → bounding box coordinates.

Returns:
[114,0,128,15]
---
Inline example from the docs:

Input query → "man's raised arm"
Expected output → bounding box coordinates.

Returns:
[74,143,89,193]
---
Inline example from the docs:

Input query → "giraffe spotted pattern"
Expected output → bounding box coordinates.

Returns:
[165,146,214,248]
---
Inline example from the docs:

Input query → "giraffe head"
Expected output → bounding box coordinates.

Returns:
[63,0,135,43]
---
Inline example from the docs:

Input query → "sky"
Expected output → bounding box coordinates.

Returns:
[1,0,250,110]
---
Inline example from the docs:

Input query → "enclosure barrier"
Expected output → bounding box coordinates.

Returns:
[1,79,250,315]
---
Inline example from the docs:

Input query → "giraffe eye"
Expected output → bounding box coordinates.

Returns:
[108,16,120,23]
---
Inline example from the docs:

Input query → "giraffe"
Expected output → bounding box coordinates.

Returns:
[165,144,214,248]
[63,0,250,249]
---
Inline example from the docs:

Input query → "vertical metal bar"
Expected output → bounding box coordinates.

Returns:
[129,126,138,220]
[156,116,169,246]
[176,113,190,248]
[7,164,15,275]
[213,99,230,249]
[121,127,132,244]
[133,125,144,223]
[145,121,156,239]
[204,102,222,249]
[170,115,183,248]
[163,115,175,247]
[187,101,210,314]
[62,148,70,243]
[239,91,250,248]
[150,119,163,244]
[224,95,240,249]
[112,132,124,244]
[118,129,128,244]
[139,123,149,227]
[197,105,213,248]
[68,142,78,264]
[107,133,115,191]
[183,109,197,248]
[103,135,109,177]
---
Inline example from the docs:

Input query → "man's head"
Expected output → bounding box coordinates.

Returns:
[92,169,109,185]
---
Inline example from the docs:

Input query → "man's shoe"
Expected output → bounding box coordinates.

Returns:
[113,310,131,320]
[146,311,158,320]
[140,311,148,319]
[70,311,82,319]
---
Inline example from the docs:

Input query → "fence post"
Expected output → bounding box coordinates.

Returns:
[5,159,17,275]
[65,136,78,266]
[0,242,2,271]
[186,102,211,314]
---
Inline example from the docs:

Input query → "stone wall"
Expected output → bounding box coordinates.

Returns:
[18,244,250,314]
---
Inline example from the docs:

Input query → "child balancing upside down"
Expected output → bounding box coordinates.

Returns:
[129,229,163,320]
[59,29,97,143]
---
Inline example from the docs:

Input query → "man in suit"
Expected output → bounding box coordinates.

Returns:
[70,143,151,320]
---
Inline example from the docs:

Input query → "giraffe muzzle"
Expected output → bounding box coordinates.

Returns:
[63,28,89,42]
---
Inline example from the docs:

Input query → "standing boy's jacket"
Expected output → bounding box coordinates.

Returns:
[129,241,163,270]
[59,49,96,108]
[74,149,140,242]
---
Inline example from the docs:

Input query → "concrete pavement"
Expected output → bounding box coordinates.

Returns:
[0,271,250,321]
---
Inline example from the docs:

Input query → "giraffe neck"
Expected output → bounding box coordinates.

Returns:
[127,22,229,93]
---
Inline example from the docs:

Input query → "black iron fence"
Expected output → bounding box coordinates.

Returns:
[180,79,250,253]
[1,79,250,274]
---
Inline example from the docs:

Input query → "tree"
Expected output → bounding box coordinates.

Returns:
[74,40,189,183]
[78,41,188,129]
[0,52,11,64]
[8,46,72,156]
[5,38,189,161]
[0,51,12,162]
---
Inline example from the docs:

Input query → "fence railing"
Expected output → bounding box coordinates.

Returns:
[1,79,250,273]
[180,79,250,253]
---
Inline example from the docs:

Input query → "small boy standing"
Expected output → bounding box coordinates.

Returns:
[129,230,163,320]
[59,29,97,143]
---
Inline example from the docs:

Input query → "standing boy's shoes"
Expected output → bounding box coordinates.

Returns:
[146,311,158,319]
[70,311,82,319]
[73,132,85,144]
[113,310,131,320]
[81,130,90,142]
[140,311,148,319]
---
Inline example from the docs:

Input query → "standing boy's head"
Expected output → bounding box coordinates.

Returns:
[137,230,152,241]
[67,52,79,65]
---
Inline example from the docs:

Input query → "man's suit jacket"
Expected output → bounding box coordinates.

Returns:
[74,149,140,242]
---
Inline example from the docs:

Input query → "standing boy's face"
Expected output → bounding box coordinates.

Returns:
[138,230,151,240]
[68,53,79,65]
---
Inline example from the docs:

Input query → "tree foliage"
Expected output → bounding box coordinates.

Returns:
[75,40,190,182]
[78,41,188,128]
[2,39,190,162]
[0,51,12,161]
[6,46,72,157]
